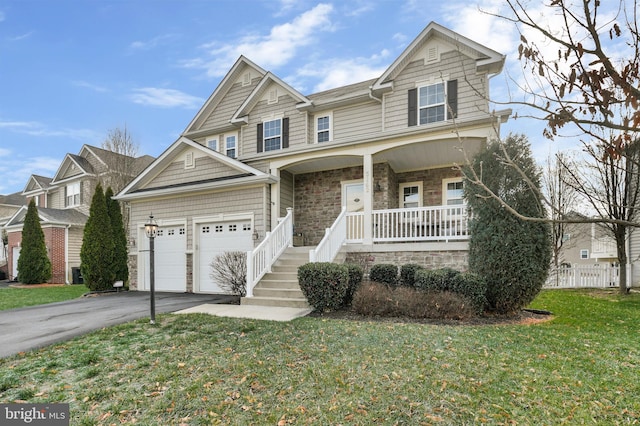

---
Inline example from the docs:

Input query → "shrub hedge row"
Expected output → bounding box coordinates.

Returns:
[298,263,364,312]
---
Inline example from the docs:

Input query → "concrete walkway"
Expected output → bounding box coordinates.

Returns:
[174,304,312,321]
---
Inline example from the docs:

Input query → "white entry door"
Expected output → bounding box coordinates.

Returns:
[198,221,253,293]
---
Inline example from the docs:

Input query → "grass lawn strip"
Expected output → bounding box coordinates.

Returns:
[0,285,89,311]
[0,289,638,424]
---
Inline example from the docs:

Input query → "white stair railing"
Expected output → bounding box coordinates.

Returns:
[309,206,347,263]
[246,208,293,297]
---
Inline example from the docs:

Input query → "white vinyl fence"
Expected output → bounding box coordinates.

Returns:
[545,265,630,289]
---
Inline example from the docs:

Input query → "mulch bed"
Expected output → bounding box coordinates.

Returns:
[308,307,553,326]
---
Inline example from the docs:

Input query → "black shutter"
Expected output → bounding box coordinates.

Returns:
[282,117,289,149]
[64,186,68,207]
[408,88,417,126]
[257,123,263,153]
[447,79,458,119]
[79,181,83,205]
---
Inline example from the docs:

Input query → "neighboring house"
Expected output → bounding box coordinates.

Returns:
[4,145,153,283]
[0,192,26,276]
[116,21,510,303]
[558,221,618,267]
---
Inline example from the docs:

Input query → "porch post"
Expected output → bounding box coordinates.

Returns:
[363,153,373,245]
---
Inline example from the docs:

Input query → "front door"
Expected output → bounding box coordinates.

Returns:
[342,181,364,240]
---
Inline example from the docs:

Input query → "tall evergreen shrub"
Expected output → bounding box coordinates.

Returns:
[81,184,115,291]
[464,134,551,314]
[105,187,129,284]
[17,199,52,284]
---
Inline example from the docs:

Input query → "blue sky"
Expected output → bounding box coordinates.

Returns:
[0,0,558,195]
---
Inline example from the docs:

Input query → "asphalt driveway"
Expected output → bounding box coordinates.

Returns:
[0,291,236,358]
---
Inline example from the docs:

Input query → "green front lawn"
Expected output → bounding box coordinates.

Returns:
[0,285,89,311]
[1,289,638,424]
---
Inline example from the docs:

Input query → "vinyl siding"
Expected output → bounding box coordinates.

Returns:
[384,50,487,132]
[333,101,382,141]
[48,188,64,209]
[149,156,245,189]
[242,95,306,156]
[67,226,83,269]
[129,186,266,250]
[201,80,258,131]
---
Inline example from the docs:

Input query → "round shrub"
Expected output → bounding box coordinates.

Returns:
[400,263,423,288]
[343,263,364,306]
[369,263,398,287]
[298,262,349,312]
[450,272,487,314]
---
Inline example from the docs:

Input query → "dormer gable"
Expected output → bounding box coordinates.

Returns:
[115,137,277,201]
[22,175,53,195]
[371,21,505,94]
[51,154,95,184]
[230,72,312,125]
[184,56,268,136]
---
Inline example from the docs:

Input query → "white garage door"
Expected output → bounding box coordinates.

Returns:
[198,220,253,293]
[140,225,186,292]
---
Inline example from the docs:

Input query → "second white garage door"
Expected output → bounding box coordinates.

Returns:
[140,225,186,292]
[198,220,253,293]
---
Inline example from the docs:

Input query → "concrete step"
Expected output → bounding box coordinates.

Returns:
[263,270,298,281]
[253,287,305,299]
[241,296,310,309]
[258,279,301,290]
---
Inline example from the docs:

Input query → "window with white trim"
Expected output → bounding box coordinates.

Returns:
[399,182,423,208]
[419,82,445,124]
[580,249,589,259]
[263,119,282,151]
[206,137,218,151]
[315,113,332,143]
[225,134,237,158]
[66,182,80,207]
[442,178,464,205]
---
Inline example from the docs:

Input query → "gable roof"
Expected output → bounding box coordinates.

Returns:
[22,175,53,195]
[231,72,312,124]
[4,205,88,228]
[184,56,268,135]
[372,21,505,93]
[50,153,95,184]
[115,137,278,201]
[0,192,27,206]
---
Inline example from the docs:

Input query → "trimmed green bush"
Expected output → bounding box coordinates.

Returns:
[81,184,116,291]
[369,263,398,287]
[105,187,129,285]
[414,268,460,292]
[414,268,485,314]
[400,263,423,288]
[298,263,349,312]
[343,263,364,306]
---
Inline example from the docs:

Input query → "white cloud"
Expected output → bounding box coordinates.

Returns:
[293,51,390,93]
[182,3,334,77]
[0,120,101,141]
[128,34,177,52]
[0,148,10,157]
[129,87,204,109]
[0,156,61,195]
[72,80,109,93]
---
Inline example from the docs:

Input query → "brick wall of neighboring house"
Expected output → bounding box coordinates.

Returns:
[43,227,66,283]
[7,231,22,280]
[7,227,67,283]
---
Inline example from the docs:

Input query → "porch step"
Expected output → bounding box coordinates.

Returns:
[241,245,311,309]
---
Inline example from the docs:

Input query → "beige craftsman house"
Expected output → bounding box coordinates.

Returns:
[4,145,153,283]
[116,22,510,306]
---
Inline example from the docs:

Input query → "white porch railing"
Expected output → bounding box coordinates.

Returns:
[545,264,630,289]
[346,205,469,243]
[310,206,347,262]
[246,207,293,297]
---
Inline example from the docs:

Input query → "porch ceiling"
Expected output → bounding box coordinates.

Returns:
[284,138,484,175]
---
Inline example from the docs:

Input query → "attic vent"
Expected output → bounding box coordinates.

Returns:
[242,72,251,86]
[268,89,278,104]
[426,46,439,63]
[185,152,194,169]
